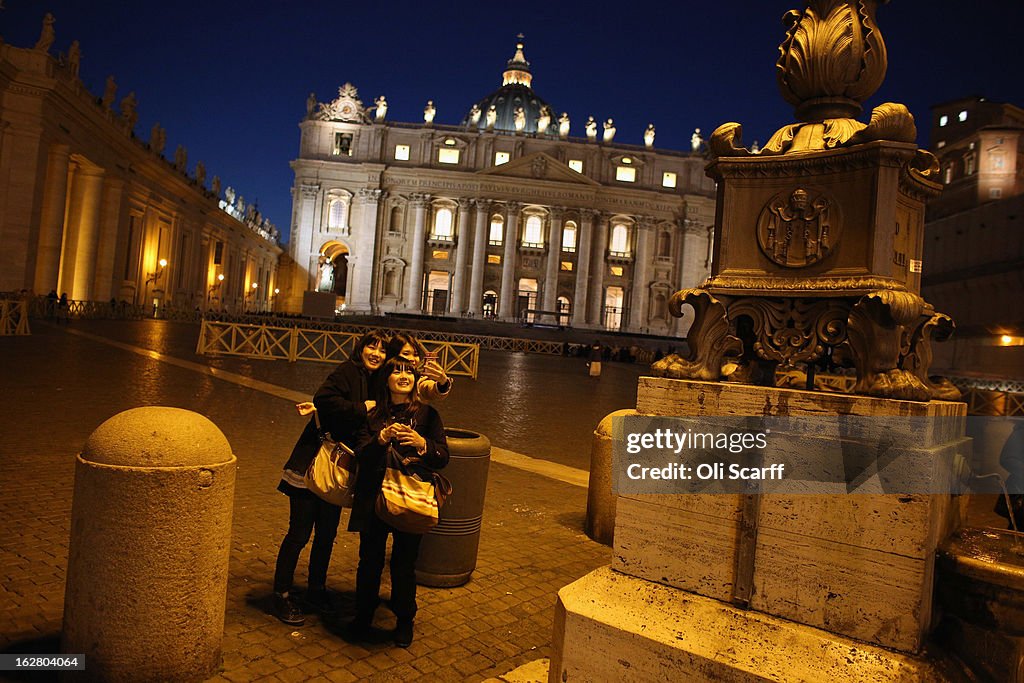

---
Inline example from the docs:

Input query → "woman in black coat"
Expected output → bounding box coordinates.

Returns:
[347,357,449,648]
[271,330,388,626]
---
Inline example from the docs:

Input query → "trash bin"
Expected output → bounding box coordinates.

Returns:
[416,428,491,587]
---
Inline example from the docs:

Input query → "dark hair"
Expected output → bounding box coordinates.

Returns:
[352,330,389,369]
[369,357,422,424]
[385,332,425,362]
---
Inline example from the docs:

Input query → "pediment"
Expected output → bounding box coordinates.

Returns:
[477,152,601,186]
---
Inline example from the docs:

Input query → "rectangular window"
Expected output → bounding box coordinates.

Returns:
[958,110,968,122]
[214,241,224,265]
[939,115,949,127]
[494,151,510,166]
[662,171,677,188]
[560,261,573,271]
[333,132,353,156]
[610,266,624,276]
[991,188,1003,199]
[438,148,460,164]
[615,166,636,182]
[124,216,137,279]
[432,250,450,259]
[568,159,583,173]
[394,144,410,161]
[936,140,946,148]
[487,254,501,264]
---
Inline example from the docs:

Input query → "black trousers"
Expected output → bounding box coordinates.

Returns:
[273,492,342,594]
[355,512,423,622]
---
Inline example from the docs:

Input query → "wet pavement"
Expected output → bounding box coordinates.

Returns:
[0,319,639,682]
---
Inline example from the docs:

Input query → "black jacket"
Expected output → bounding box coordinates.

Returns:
[279,361,372,494]
[347,403,449,532]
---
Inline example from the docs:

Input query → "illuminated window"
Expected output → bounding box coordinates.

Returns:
[662,172,677,188]
[523,216,543,246]
[958,110,968,122]
[487,254,501,264]
[432,250,449,259]
[621,157,632,164]
[444,138,456,146]
[328,199,346,229]
[438,148,460,164]
[965,154,976,175]
[394,144,410,161]
[495,151,510,165]
[432,207,453,239]
[939,115,949,127]
[944,165,953,184]
[333,132,353,156]
[615,166,636,182]
[610,265,624,276]
[562,221,577,251]
[489,215,504,245]
[568,159,583,173]
[992,152,1005,170]
[936,141,946,149]
[991,188,1003,199]
[560,261,573,271]
[609,223,630,254]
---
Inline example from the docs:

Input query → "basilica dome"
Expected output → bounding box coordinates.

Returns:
[463,38,555,135]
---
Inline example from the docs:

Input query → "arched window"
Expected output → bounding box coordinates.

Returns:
[389,206,403,233]
[489,215,504,244]
[328,199,346,229]
[432,207,453,239]
[523,215,543,246]
[561,221,577,251]
[657,231,671,258]
[557,295,571,326]
[609,223,630,255]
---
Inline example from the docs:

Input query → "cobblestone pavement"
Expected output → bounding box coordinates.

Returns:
[0,321,623,682]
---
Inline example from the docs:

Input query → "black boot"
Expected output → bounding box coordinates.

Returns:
[394,619,414,648]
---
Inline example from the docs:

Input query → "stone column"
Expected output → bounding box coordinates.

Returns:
[92,178,125,302]
[467,200,489,316]
[451,198,472,314]
[588,212,610,327]
[572,209,594,327]
[349,188,381,312]
[629,218,654,332]
[33,144,71,294]
[63,164,105,301]
[543,207,564,313]
[498,201,521,321]
[405,193,430,312]
[291,184,319,302]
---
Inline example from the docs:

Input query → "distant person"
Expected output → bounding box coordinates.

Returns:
[57,293,69,324]
[588,341,603,378]
[46,290,58,319]
[270,330,388,627]
[995,421,1024,530]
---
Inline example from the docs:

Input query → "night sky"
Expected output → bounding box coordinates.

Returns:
[2,1,1021,244]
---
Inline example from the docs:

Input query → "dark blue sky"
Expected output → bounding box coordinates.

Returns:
[3,1,1021,244]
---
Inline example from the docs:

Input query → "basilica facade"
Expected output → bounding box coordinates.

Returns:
[284,41,716,335]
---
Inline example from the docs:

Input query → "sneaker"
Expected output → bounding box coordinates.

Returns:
[304,588,337,616]
[394,619,414,648]
[272,593,305,626]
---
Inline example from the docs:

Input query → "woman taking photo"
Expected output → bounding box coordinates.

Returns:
[348,357,449,647]
[271,330,388,626]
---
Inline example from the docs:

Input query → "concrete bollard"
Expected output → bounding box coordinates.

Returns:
[61,407,236,682]
[585,409,635,546]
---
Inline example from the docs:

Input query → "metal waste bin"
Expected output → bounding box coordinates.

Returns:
[416,428,491,587]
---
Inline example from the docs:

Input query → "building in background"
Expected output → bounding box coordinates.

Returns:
[283,39,716,335]
[924,96,1024,386]
[0,18,281,314]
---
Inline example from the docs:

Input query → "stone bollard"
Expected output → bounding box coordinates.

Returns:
[61,407,236,682]
[585,409,635,546]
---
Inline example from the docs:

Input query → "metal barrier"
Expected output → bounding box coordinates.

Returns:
[196,320,479,378]
[0,300,31,335]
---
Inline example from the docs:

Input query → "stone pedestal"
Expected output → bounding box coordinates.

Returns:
[550,377,969,681]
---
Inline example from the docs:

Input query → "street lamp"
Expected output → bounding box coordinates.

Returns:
[145,258,168,317]
[272,287,280,314]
